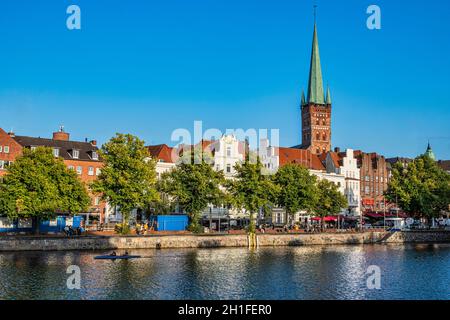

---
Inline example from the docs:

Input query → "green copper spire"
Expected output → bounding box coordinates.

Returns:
[424,142,436,161]
[307,23,325,105]
[301,90,306,106]
[325,86,331,104]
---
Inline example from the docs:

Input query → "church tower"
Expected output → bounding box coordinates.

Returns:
[300,22,332,155]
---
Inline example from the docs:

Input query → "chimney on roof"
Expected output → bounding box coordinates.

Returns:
[90,140,97,146]
[334,147,340,153]
[8,130,15,137]
[53,125,70,141]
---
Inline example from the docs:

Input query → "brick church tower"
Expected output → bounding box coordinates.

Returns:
[299,22,332,155]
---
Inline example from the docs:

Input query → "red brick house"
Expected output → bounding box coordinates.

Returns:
[0,128,23,177]
[354,151,390,213]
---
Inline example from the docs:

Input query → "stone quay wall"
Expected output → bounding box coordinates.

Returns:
[0,230,449,252]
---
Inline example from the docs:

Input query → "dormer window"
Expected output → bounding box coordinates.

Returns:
[72,149,80,159]
[92,151,98,160]
[53,148,60,157]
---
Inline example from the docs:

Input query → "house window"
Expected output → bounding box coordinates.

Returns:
[0,146,2,152]
[53,148,59,157]
[96,168,101,176]
[94,197,100,206]
[88,166,94,176]
[92,151,98,160]
[4,146,9,154]
[0,160,4,170]
[72,150,80,159]
[68,165,74,170]
[226,147,231,157]
[226,164,231,173]
[76,166,82,175]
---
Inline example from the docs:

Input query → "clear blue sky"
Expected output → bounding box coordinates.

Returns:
[1,0,449,159]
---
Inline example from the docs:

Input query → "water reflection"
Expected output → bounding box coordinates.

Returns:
[0,244,449,300]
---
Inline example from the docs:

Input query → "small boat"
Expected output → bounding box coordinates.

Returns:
[94,254,141,260]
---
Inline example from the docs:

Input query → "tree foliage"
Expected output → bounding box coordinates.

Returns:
[0,147,90,228]
[91,133,159,233]
[227,159,279,233]
[313,179,348,218]
[386,155,450,218]
[272,164,318,224]
[158,149,226,232]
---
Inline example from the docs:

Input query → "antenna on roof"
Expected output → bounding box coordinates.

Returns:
[59,125,64,132]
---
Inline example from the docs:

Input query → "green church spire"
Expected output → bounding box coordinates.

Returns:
[307,23,325,105]
[301,90,306,106]
[424,142,436,161]
[325,85,331,104]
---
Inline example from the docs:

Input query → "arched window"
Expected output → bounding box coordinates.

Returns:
[323,133,327,141]
[316,132,320,141]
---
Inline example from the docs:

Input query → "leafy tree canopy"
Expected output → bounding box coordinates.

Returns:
[227,159,279,233]
[313,179,348,218]
[159,149,226,232]
[386,155,450,218]
[272,164,318,218]
[0,147,90,222]
[91,133,159,232]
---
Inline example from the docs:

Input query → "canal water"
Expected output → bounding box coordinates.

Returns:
[0,244,449,300]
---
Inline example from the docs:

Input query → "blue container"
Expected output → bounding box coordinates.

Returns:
[149,215,188,231]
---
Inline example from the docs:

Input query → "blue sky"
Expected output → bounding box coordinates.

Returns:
[0,0,449,159]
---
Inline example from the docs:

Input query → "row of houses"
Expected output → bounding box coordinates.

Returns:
[0,126,447,227]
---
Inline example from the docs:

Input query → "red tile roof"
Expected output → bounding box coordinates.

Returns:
[311,154,325,170]
[147,144,177,163]
[328,152,342,168]
[278,147,325,170]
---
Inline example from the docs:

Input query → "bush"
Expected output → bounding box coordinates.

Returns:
[114,223,130,235]
[188,221,204,234]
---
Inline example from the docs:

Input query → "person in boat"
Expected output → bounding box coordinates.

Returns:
[123,251,129,256]
[110,251,117,256]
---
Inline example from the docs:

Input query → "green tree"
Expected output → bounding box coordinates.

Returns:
[158,148,225,232]
[227,159,279,233]
[386,155,450,219]
[272,164,318,226]
[0,147,90,233]
[91,133,159,234]
[313,179,348,230]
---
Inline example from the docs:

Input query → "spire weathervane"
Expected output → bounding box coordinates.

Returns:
[313,4,317,24]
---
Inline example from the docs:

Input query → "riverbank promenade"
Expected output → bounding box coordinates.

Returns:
[1,230,449,252]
